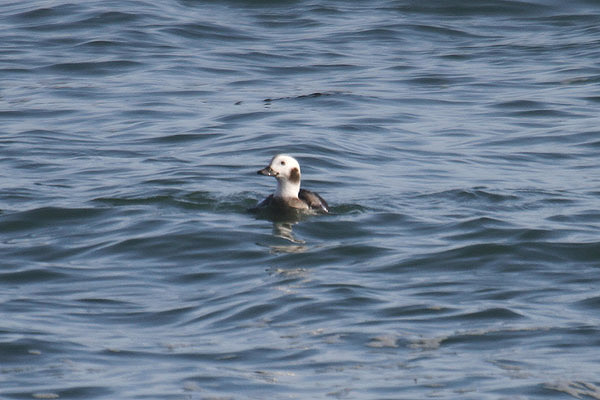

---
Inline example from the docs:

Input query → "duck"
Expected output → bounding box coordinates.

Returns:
[254,154,328,213]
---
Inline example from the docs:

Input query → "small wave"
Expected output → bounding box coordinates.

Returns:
[217,110,276,123]
[0,268,67,283]
[95,191,284,215]
[263,91,347,103]
[545,381,600,400]
[574,296,600,310]
[492,99,547,109]
[393,0,556,17]
[0,109,75,118]
[164,23,252,41]
[443,307,524,322]
[149,132,222,144]
[0,206,107,233]
[415,188,519,203]
[9,4,81,21]
[40,60,141,76]
[79,11,140,25]
[75,39,127,48]
[510,109,581,118]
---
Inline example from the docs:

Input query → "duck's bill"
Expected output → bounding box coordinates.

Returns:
[257,166,275,176]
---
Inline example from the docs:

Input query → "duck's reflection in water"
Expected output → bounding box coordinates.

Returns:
[269,221,308,253]
[250,203,325,253]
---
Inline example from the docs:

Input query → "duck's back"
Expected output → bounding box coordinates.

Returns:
[299,189,329,213]
[251,189,328,213]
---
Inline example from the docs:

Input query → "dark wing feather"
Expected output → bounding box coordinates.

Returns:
[299,189,329,213]
[257,194,274,208]
[249,194,273,212]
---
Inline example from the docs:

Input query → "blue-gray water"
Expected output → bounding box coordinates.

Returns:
[2,1,600,399]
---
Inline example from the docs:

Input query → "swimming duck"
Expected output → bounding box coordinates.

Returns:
[255,154,328,213]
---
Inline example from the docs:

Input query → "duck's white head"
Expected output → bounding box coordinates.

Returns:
[257,154,301,199]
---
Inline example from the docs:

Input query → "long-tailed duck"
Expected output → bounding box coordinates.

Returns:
[254,154,328,213]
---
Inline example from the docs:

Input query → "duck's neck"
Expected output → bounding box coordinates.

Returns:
[274,179,300,199]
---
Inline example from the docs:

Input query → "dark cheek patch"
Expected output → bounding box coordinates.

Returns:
[290,167,300,183]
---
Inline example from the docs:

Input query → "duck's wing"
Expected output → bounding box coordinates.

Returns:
[248,194,273,212]
[299,189,329,213]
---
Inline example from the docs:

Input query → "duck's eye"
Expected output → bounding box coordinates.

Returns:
[280,161,286,166]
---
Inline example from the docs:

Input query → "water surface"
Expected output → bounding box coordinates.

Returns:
[1,1,600,399]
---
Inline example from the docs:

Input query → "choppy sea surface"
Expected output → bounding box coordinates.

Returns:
[2,1,600,399]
